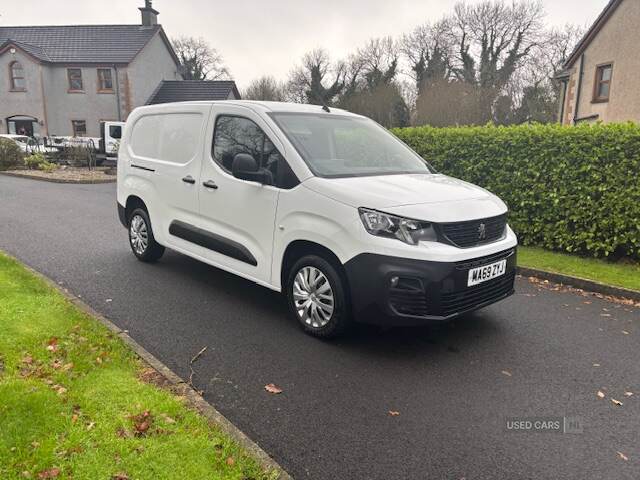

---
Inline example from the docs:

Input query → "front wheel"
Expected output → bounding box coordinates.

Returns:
[128,208,165,262]
[285,255,352,338]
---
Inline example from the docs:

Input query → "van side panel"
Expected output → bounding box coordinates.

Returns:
[271,185,363,290]
[118,104,211,247]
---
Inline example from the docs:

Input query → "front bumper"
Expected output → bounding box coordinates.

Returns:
[344,247,517,326]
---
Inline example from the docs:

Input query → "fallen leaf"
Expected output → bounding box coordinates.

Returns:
[51,360,63,370]
[37,468,60,479]
[86,422,96,430]
[160,414,176,424]
[22,355,33,364]
[611,398,623,406]
[264,383,283,394]
[116,427,132,438]
[131,411,153,436]
[624,391,633,397]
[501,370,512,377]
[46,338,59,352]
[617,451,628,461]
[53,385,67,396]
[111,474,129,480]
[71,414,79,424]
[597,391,605,399]
[622,331,630,335]
[226,457,235,466]
[388,411,400,416]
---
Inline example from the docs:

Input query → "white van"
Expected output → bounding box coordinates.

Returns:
[117,101,517,338]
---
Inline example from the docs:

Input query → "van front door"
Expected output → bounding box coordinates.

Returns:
[195,106,282,286]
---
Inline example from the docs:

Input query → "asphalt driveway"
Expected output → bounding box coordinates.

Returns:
[0,175,638,479]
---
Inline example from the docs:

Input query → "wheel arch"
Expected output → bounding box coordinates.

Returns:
[280,240,346,292]
[124,195,148,222]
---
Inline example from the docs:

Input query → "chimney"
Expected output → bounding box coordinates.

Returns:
[139,0,159,26]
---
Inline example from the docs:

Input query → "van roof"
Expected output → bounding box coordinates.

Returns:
[138,100,360,117]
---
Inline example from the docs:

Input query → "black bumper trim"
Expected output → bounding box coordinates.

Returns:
[169,220,258,267]
[117,202,127,228]
[344,248,517,326]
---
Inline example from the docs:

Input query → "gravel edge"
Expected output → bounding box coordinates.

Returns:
[0,171,116,184]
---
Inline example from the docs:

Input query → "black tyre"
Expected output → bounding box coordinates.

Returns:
[128,207,165,262]
[285,254,352,338]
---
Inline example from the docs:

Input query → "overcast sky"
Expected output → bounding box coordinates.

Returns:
[1,0,607,89]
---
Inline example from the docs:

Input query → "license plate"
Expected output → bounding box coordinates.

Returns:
[467,259,507,287]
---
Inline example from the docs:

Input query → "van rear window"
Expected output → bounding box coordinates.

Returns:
[130,113,202,164]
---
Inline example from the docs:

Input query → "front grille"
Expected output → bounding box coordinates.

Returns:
[440,271,516,317]
[440,215,507,248]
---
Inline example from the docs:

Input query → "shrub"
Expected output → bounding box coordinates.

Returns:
[64,145,89,167]
[40,160,58,173]
[393,123,640,261]
[0,137,24,170]
[24,152,47,170]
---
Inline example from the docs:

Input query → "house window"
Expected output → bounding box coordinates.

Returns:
[72,120,87,137]
[9,61,25,90]
[593,64,613,102]
[97,68,113,92]
[67,68,84,91]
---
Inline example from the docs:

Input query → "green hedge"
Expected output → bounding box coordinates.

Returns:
[0,137,23,170]
[393,123,640,261]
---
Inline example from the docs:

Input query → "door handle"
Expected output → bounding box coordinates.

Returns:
[202,180,218,190]
[182,175,196,184]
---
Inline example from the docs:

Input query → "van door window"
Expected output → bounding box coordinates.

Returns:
[212,115,298,189]
[109,125,122,139]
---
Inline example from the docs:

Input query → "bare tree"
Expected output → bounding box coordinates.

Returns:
[243,76,286,101]
[415,79,486,126]
[357,37,399,89]
[401,20,453,90]
[172,36,230,80]
[506,23,585,123]
[286,49,344,105]
[448,0,545,122]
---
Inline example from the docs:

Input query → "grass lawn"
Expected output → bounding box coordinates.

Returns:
[518,246,640,293]
[0,252,279,480]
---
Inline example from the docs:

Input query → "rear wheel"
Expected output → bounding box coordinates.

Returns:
[286,255,352,338]
[128,208,165,262]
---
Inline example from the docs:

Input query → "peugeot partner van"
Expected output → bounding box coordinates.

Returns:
[117,101,517,338]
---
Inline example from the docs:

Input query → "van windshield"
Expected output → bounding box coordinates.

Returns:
[269,113,433,178]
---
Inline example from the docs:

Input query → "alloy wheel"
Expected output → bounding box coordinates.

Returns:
[293,266,335,328]
[129,214,149,255]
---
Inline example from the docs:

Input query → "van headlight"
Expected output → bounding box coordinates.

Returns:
[358,208,437,245]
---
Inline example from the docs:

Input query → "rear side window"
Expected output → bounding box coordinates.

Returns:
[130,113,202,164]
[212,115,298,189]
[130,115,161,158]
[158,114,202,164]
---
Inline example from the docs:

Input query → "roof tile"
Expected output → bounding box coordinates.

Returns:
[0,25,160,63]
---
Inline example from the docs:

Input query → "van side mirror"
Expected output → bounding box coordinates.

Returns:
[231,153,272,184]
